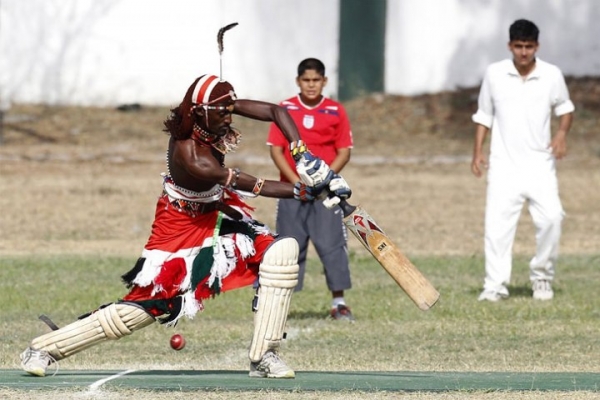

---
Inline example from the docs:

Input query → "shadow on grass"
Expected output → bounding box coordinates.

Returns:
[468,283,562,299]
[507,283,533,298]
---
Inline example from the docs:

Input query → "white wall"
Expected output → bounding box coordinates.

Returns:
[1,0,599,107]
[0,0,340,107]
[385,0,600,95]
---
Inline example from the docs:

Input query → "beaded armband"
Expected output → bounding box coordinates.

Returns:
[252,178,265,196]
[230,168,241,188]
[290,140,309,162]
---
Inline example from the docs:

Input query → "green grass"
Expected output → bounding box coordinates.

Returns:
[1,253,599,399]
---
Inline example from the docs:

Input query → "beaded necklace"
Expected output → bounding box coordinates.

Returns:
[192,124,241,155]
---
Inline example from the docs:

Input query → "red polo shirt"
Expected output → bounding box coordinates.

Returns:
[266,95,353,183]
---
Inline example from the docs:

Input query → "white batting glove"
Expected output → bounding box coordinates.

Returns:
[328,174,351,199]
[293,150,333,189]
[289,140,351,207]
[321,174,351,209]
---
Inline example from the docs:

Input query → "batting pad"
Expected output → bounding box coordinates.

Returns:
[30,302,155,360]
[248,237,299,362]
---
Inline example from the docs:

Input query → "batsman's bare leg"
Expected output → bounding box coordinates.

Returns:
[20,302,155,377]
[248,237,299,379]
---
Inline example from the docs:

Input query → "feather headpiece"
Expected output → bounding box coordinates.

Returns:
[217,22,238,80]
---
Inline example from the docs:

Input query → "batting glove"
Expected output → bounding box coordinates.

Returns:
[322,173,351,209]
[290,140,334,190]
[293,182,320,202]
[295,153,334,190]
[328,173,351,199]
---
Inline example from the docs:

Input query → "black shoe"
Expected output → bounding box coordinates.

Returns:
[330,304,355,321]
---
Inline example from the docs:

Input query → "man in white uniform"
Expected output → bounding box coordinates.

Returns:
[471,19,574,302]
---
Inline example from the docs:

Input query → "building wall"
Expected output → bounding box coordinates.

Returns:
[385,0,600,94]
[1,0,598,107]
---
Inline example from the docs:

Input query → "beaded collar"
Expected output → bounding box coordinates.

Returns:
[192,124,241,155]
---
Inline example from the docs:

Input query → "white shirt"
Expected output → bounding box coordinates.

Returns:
[472,58,575,172]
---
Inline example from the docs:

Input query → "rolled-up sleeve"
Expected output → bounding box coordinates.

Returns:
[471,68,494,128]
[553,70,575,116]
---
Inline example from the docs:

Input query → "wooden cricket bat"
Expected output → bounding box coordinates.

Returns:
[339,200,440,311]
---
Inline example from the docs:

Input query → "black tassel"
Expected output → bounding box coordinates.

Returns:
[121,257,145,288]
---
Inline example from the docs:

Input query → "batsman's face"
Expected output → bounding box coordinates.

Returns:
[508,40,538,70]
[198,102,235,136]
[297,70,327,107]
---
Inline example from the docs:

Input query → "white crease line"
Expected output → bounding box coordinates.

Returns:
[89,369,137,390]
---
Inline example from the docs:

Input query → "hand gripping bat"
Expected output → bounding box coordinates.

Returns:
[338,199,440,311]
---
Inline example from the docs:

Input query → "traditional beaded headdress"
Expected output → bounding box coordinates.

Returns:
[189,23,241,154]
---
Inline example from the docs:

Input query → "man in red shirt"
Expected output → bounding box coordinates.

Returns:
[267,58,355,320]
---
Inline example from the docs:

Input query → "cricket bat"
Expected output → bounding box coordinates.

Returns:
[339,199,440,311]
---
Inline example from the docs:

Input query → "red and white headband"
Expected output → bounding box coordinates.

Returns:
[191,75,236,105]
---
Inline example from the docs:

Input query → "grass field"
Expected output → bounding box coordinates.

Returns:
[1,79,599,398]
[2,253,600,399]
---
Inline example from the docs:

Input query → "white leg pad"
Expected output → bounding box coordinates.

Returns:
[249,237,299,362]
[30,302,155,360]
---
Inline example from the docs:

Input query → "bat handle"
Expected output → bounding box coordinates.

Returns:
[338,198,357,218]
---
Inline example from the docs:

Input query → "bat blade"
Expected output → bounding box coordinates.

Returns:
[340,201,440,310]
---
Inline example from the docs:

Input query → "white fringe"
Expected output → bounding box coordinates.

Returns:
[236,233,255,258]
[134,241,211,290]
[132,258,163,288]
[130,222,265,322]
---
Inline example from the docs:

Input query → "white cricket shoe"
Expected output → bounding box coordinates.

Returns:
[478,289,508,302]
[532,280,554,300]
[249,350,295,379]
[20,347,55,377]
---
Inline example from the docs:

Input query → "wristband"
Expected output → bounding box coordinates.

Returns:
[230,168,241,188]
[290,140,309,162]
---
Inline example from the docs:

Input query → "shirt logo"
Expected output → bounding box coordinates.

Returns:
[303,115,314,129]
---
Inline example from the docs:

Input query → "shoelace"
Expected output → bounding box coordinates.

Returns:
[47,354,59,377]
[261,351,278,364]
[259,351,286,369]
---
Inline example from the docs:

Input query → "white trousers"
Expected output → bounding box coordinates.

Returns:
[483,169,564,293]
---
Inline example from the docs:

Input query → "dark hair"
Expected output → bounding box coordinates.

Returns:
[297,58,325,77]
[509,19,539,42]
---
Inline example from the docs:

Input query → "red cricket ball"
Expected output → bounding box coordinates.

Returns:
[170,333,186,351]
